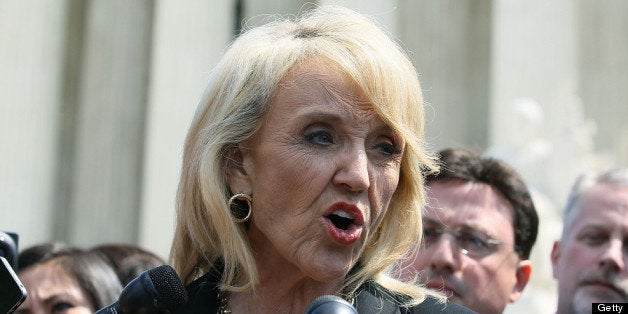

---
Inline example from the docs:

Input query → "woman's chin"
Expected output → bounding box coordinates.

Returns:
[303,258,354,283]
[308,270,349,283]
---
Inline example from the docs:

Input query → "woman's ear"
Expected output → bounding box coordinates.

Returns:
[224,145,252,195]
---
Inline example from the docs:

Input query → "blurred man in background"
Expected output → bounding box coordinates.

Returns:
[397,148,538,314]
[551,168,628,314]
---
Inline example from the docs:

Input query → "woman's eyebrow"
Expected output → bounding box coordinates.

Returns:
[296,110,343,123]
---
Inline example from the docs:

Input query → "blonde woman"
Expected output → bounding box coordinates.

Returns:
[170,5,474,314]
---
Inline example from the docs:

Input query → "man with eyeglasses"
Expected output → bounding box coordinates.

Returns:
[551,168,628,314]
[396,148,539,314]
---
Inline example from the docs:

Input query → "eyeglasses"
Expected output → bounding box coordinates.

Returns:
[421,224,508,258]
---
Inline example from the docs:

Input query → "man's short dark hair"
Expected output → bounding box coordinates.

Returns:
[426,148,539,259]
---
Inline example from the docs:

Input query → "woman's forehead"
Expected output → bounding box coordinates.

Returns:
[273,59,373,111]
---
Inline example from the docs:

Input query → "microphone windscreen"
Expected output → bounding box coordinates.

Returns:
[305,295,357,314]
[146,265,188,310]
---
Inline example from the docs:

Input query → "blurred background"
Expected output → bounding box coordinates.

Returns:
[1,0,626,313]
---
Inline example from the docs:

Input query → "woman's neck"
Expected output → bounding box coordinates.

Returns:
[227,278,344,314]
[234,234,351,313]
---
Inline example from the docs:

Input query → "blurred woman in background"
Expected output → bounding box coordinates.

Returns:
[91,243,165,286]
[15,242,122,314]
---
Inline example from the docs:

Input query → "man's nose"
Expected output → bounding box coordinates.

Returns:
[429,234,463,273]
[599,238,626,273]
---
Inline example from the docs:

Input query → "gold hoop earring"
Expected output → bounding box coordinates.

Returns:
[228,193,252,223]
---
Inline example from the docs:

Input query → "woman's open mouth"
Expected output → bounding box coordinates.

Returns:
[323,203,364,245]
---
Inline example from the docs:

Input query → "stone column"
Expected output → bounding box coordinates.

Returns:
[399,1,493,150]
[242,0,311,27]
[139,0,235,259]
[488,0,585,204]
[319,0,401,34]
[0,0,68,249]
[66,0,154,247]
[488,1,579,313]
[578,0,628,167]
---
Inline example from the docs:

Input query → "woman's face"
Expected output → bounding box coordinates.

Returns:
[228,58,404,283]
[16,260,94,314]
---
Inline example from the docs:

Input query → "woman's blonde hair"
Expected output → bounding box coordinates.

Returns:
[170,4,440,305]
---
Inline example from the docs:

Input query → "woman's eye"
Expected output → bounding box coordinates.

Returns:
[51,302,73,313]
[374,142,401,157]
[304,130,334,146]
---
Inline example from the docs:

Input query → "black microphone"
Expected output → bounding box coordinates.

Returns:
[304,295,357,314]
[0,231,19,270]
[96,264,188,313]
[0,256,27,313]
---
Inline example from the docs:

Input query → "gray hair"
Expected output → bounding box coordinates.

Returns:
[561,168,628,238]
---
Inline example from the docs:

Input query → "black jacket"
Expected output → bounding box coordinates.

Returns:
[174,267,476,314]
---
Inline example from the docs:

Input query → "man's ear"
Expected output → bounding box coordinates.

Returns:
[509,259,532,302]
[550,241,561,279]
[224,145,252,195]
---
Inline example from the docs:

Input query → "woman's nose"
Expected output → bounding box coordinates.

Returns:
[332,145,370,192]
